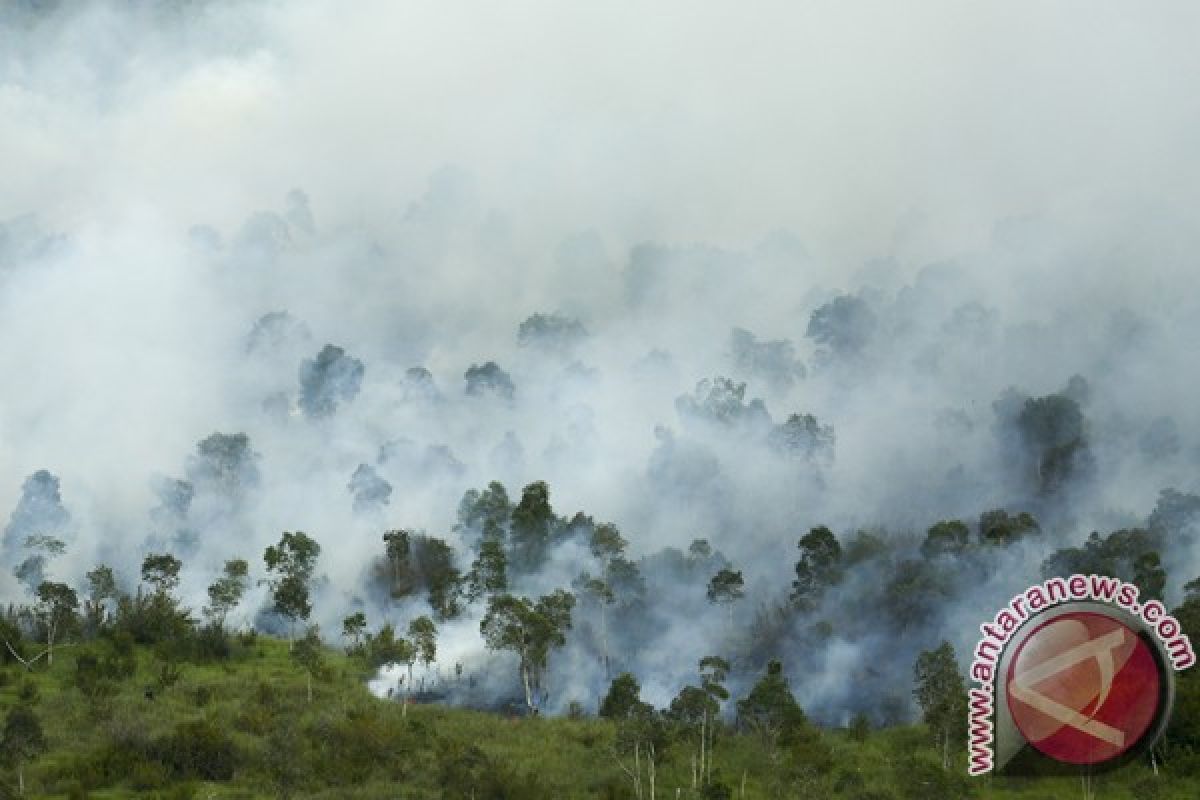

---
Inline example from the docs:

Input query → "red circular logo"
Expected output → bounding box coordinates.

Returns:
[1006,611,1162,765]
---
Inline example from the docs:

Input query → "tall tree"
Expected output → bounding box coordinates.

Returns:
[790,526,842,611]
[466,537,507,602]
[205,558,249,629]
[13,535,66,596]
[913,641,968,769]
[263,531,321,646]
[588,522,627,676]
[382,529,413,597]
[480,590,575,714]
[921,520,969,559]
[290,626,327,703]
[509,481,555,573]
[82,564,118,637]
[342,611,367,653]
[456,481,511,550]
[141,553,182,597]
[34,581,78,667]
[408,615,438,687]
[707,568,745,628]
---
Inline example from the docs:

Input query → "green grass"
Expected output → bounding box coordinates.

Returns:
[1,638,1197,799]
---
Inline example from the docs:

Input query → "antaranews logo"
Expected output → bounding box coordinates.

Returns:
[967,574,1195,776]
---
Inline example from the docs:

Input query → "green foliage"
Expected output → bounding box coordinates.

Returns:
[707,568,745,612]
[979,509,1040,546]
[791,526,843,609]
[600,672,648,719]
[1,703,47,766]
[480,590,575,712]
[913,641,968,765]
[407,615,437,668]
[204,557,249,626]
[264,531,320,636]
[737,660,808,750]
[1040,527,1163,591]
[510,480,555,573]
[141,553,183,595]
[922,520,969,558]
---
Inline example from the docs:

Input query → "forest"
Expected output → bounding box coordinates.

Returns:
[4,1,1200,798]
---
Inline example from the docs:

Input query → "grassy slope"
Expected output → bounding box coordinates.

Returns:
[0,638,1196,799]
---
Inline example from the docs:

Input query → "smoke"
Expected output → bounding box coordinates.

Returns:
[3,1,1200,722]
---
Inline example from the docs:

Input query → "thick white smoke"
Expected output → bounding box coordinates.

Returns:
[2,1,1200,720]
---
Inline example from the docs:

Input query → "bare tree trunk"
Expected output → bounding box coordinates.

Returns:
[648,742,656,800]
[634,742,643,800]
[307,672,313,703]
[691,752,697,790]
[46,620,56,667]
[740,769,747,799]
[521,661,535,714]
[18,762,24,796]
[601,601,610,678]
[699,710,707,786]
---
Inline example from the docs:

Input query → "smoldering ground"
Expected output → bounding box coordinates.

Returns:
[2,1,1200,723]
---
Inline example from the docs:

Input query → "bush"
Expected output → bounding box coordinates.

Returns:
[195,622,232,661]
[152,719,239,781]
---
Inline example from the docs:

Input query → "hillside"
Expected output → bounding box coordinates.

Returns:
[1,636,1197,799]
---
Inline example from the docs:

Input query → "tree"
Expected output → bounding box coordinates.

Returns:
[408,615,438,687]
[464,361,515,400]
[418,537,464,621]
[587,522,627,676]
[601,673,647,719]
[187,432,260,500]
[806,295,876,361]
[480,590,575,714]
[1015,391,1089,493]
[298,343,365,418]
[456,481,511,550]
[601,673,663,800]
[13,535,65,596]
[737,660,827,788]
[205,558,249,628]
[1133,551,1167,603]
[263,531,321,646]
[348,464,392,514]
[707,568,745,628]
[34,581,78,667]
[669,655,730,790]
[921,520,969,559]
[291,625,327,704]
[342,612,367,652]
[382,529,413,596]
[913,641,968,769]
[82,563,118,637]
[978,509,1039,546]
[730,327,804,391]
[509,481,555,574]
[676,376,771,428]
[466,537,507,602]
[769,413,835,465]
[1,705,46,796]
[517,312,588,353]
[2,470,70,560]
[790,527,842,610]
[141,553,182,597]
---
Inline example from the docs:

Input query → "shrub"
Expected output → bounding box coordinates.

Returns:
[152,719,239,781]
